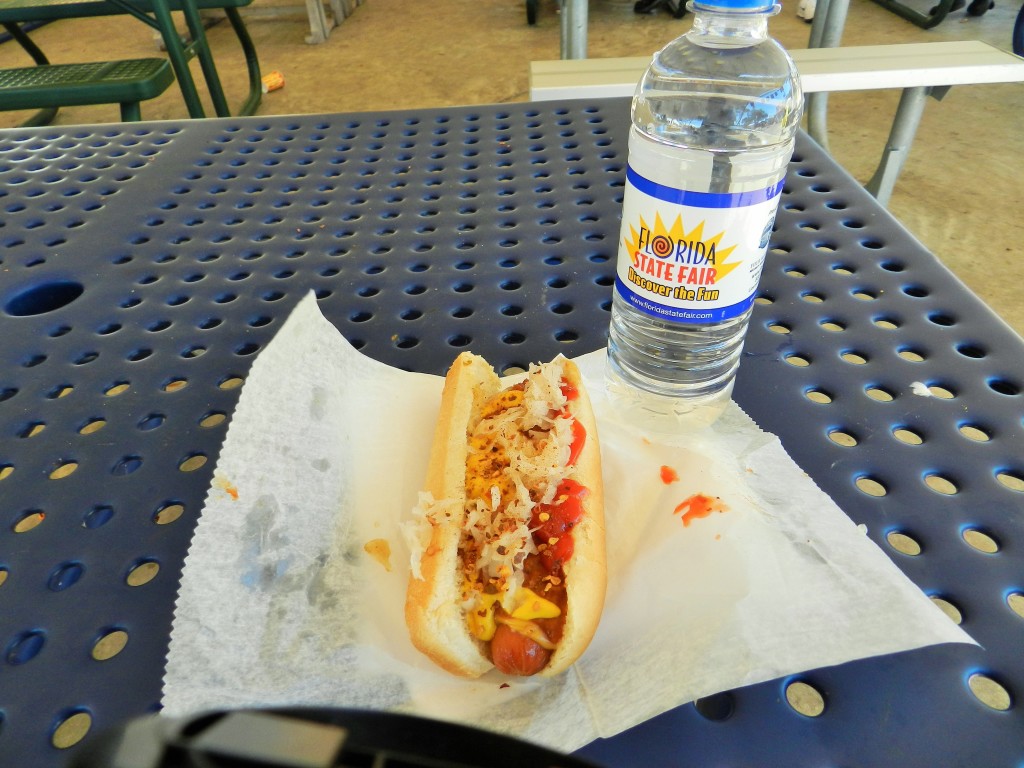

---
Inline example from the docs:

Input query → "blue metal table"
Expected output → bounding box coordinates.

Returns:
[0,99,1021,766]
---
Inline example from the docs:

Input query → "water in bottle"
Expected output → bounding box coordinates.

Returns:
[606,0,803,432]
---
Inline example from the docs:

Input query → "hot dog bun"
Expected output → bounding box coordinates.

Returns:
[405,352,605,677]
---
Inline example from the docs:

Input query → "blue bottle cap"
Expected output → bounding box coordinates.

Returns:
[691,0,779,11]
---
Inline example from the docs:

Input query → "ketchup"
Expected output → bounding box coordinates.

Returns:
[531,479,588,571]
[567,419,586,467]
[674,493,725,526]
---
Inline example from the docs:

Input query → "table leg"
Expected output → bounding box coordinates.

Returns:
[303,0,332,43]
[560,0,587,60]
[223,7,261,116]
[864,85,941,206]
[174,0,231,116]
[804,0,849,153]
[131,0,206,117]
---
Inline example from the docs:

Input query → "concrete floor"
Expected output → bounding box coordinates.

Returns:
[1,0,1021,334]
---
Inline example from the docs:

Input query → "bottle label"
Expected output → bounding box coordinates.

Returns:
[615,164,783,324]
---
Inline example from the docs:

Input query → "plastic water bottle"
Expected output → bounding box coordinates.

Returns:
[606,0,803,432]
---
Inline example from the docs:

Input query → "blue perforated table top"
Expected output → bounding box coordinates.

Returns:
[0,99,1021,767]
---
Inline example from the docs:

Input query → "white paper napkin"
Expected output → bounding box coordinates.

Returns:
[163,292,972,752]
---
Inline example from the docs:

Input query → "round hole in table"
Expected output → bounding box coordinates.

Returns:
[693,692,735,721]
[13,510,45,533]
[784,680,826,717]
[967,673,1012,711]
[804,388,833,404]
[924,473,958,496]
[959,424,991,442]
[48,385,74,399]
[200,412,226,428]
[83,505,114,530]
[138,414,165,432]
[154,503,185,525]
[105,382,130,397]
[21,422,46,438]
[179,455,208,473]
[6,629,46,665]
[91,629,129,661]
[855,476,887,497]
[996,471,1024,493]
[898,348,927,363]
[49,461,78,480]
[865,386,895,402]
[112,456,143,477]
[956,343,987,359]
[926,384,956,400]
[873,316,901,330]
[827,429,857,447]
[988,378,1021,396]
[51,709,92,749]
[1007,592,1024,619]
[929,596,963,625]
[962,528,999,554]
[893,427,924,445]
[929,311,958,325]
[47,561,84,592]
[3,280,84,316]
[126,560,160,587]
[886,531,921,556]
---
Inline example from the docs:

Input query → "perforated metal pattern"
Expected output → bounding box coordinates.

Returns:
[0,101,1020,767]
[0,58,164,88]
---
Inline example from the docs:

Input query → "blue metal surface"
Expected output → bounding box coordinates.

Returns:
[0,100,1021,767]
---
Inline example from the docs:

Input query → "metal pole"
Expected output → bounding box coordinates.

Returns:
[804,0,849,151]
[561,0,588,60]
[864,85,930,206]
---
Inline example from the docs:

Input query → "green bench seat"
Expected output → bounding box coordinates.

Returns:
[0,57,174,123]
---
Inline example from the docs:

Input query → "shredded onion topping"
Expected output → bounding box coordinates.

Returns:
[460,359,575,611]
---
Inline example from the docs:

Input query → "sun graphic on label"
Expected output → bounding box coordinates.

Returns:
[625,212,741,285]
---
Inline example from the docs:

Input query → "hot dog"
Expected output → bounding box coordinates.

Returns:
[404,352,605,677]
